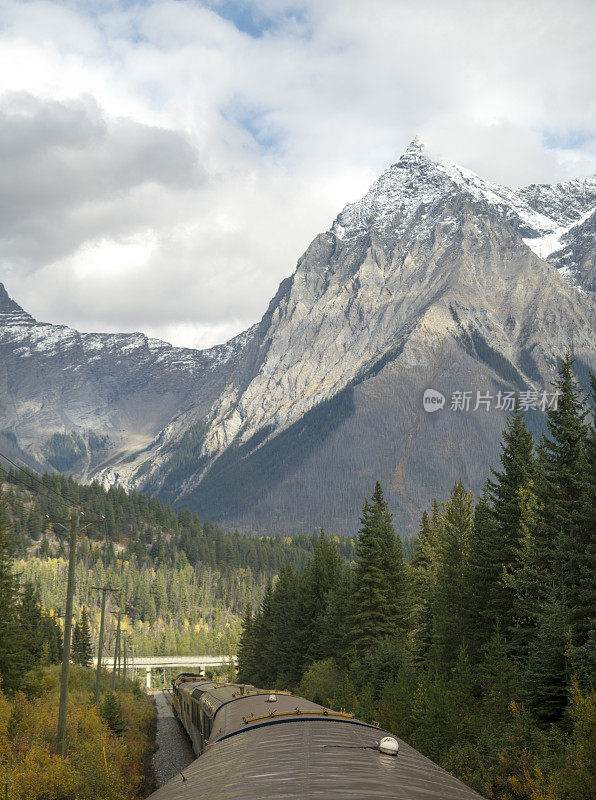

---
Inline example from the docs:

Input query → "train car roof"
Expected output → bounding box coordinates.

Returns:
[146,718,485,800]
[209,691,343,743]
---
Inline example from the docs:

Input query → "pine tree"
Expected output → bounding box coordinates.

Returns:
[373,483,412,642]
[572,373,596,686]
[538,355,589,574]
[478,626,518,725]
[351,483,410,651]
[317,561,354,668]
[431,481,474,672]
[501,483,543,665]
[269,565,302,686]
[77,606,93,667]
[351,497,386,651]
[463,489,498,664]
[251,581,276,686]
[525,581,570,725]
[100,692,128,737]
[236,605,257,684]
[0,497,25,691]
[534,355,591,704]
[19,580,45,668]
[481,406,535,639]
[300,531,342,666]
[411,504,442,663]
[40,611,62,664]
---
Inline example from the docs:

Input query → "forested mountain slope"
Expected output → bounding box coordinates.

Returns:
[0,466,354,656]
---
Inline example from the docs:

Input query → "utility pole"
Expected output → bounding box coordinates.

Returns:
[92,586,110,705]
[48,511,105,756]
[123,636,127,682]
[111,602,121,691]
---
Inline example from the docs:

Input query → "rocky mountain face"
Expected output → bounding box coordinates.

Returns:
[0,281,254,482]
[1,140,594,535]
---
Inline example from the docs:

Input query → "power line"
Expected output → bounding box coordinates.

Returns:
[0,448,81,511]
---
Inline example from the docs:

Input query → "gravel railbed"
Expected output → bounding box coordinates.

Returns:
[152,690,197,787]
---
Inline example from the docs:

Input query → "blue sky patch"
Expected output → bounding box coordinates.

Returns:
[542,129,591,150]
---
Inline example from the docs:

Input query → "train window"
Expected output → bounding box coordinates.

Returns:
[201,711,212,742]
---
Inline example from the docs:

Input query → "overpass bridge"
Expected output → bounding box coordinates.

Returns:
[93,655,236,688]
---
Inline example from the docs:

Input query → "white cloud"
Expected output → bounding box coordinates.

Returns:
[0,0,595,347]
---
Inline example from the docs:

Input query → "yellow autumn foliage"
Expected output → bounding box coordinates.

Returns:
[12,746,78,800]
[0,664,155,800]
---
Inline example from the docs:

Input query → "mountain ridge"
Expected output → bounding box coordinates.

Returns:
[1,141,595,534]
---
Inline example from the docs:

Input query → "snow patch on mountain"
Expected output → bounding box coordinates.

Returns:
[523,205,596,263]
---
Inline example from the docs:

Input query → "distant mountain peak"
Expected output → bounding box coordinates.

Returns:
[399,136,427,163]
[0,283,26,315]
[331,143,596,277]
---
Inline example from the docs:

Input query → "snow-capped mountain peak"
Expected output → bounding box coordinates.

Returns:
[1,143,594,536]
[332,141,596,286]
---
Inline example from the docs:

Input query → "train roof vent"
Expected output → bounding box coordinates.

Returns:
[378,737,399,756]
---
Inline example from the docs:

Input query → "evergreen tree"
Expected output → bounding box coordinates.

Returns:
[236,606,258,684]
[480,406,535,641]
[18,580,45,668]
[40,611,62,664]
[300,532,343,665]
[525,581,570,725]
[411,504,442,663]
[75,606,93,667]
[268,566,302,686]
[100,692,128,737]
[251,581,276,686]
[39,536,51,558]
[432,481,474,672]
[462,489,498,664]
[316,561,354,668]
[374,483,412,642]
[538,354,589,579]
[351,497,385,651]
[351,483,410,651]
[0,498,25,691]
[572,373,596,687]
[501,483,543,664]
[478,626,518,722]
[533,355,591,706]
[487,404,535,536]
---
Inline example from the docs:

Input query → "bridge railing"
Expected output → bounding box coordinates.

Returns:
[92,655,237,688]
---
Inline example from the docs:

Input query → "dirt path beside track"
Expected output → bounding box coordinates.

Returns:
[152,690,196,787]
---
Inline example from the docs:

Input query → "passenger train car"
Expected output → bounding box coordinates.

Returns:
[147,676,486,800]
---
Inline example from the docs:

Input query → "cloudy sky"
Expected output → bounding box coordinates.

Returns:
[1,0,595,349]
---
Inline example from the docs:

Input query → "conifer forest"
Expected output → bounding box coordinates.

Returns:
[0,356,594,800]
[237,357,596,799]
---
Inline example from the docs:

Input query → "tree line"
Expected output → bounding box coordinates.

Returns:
[237,356,595,799]
[0,463,356,667]
[1,466,355,573]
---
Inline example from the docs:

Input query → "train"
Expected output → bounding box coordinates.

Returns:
[146,673,486,799]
